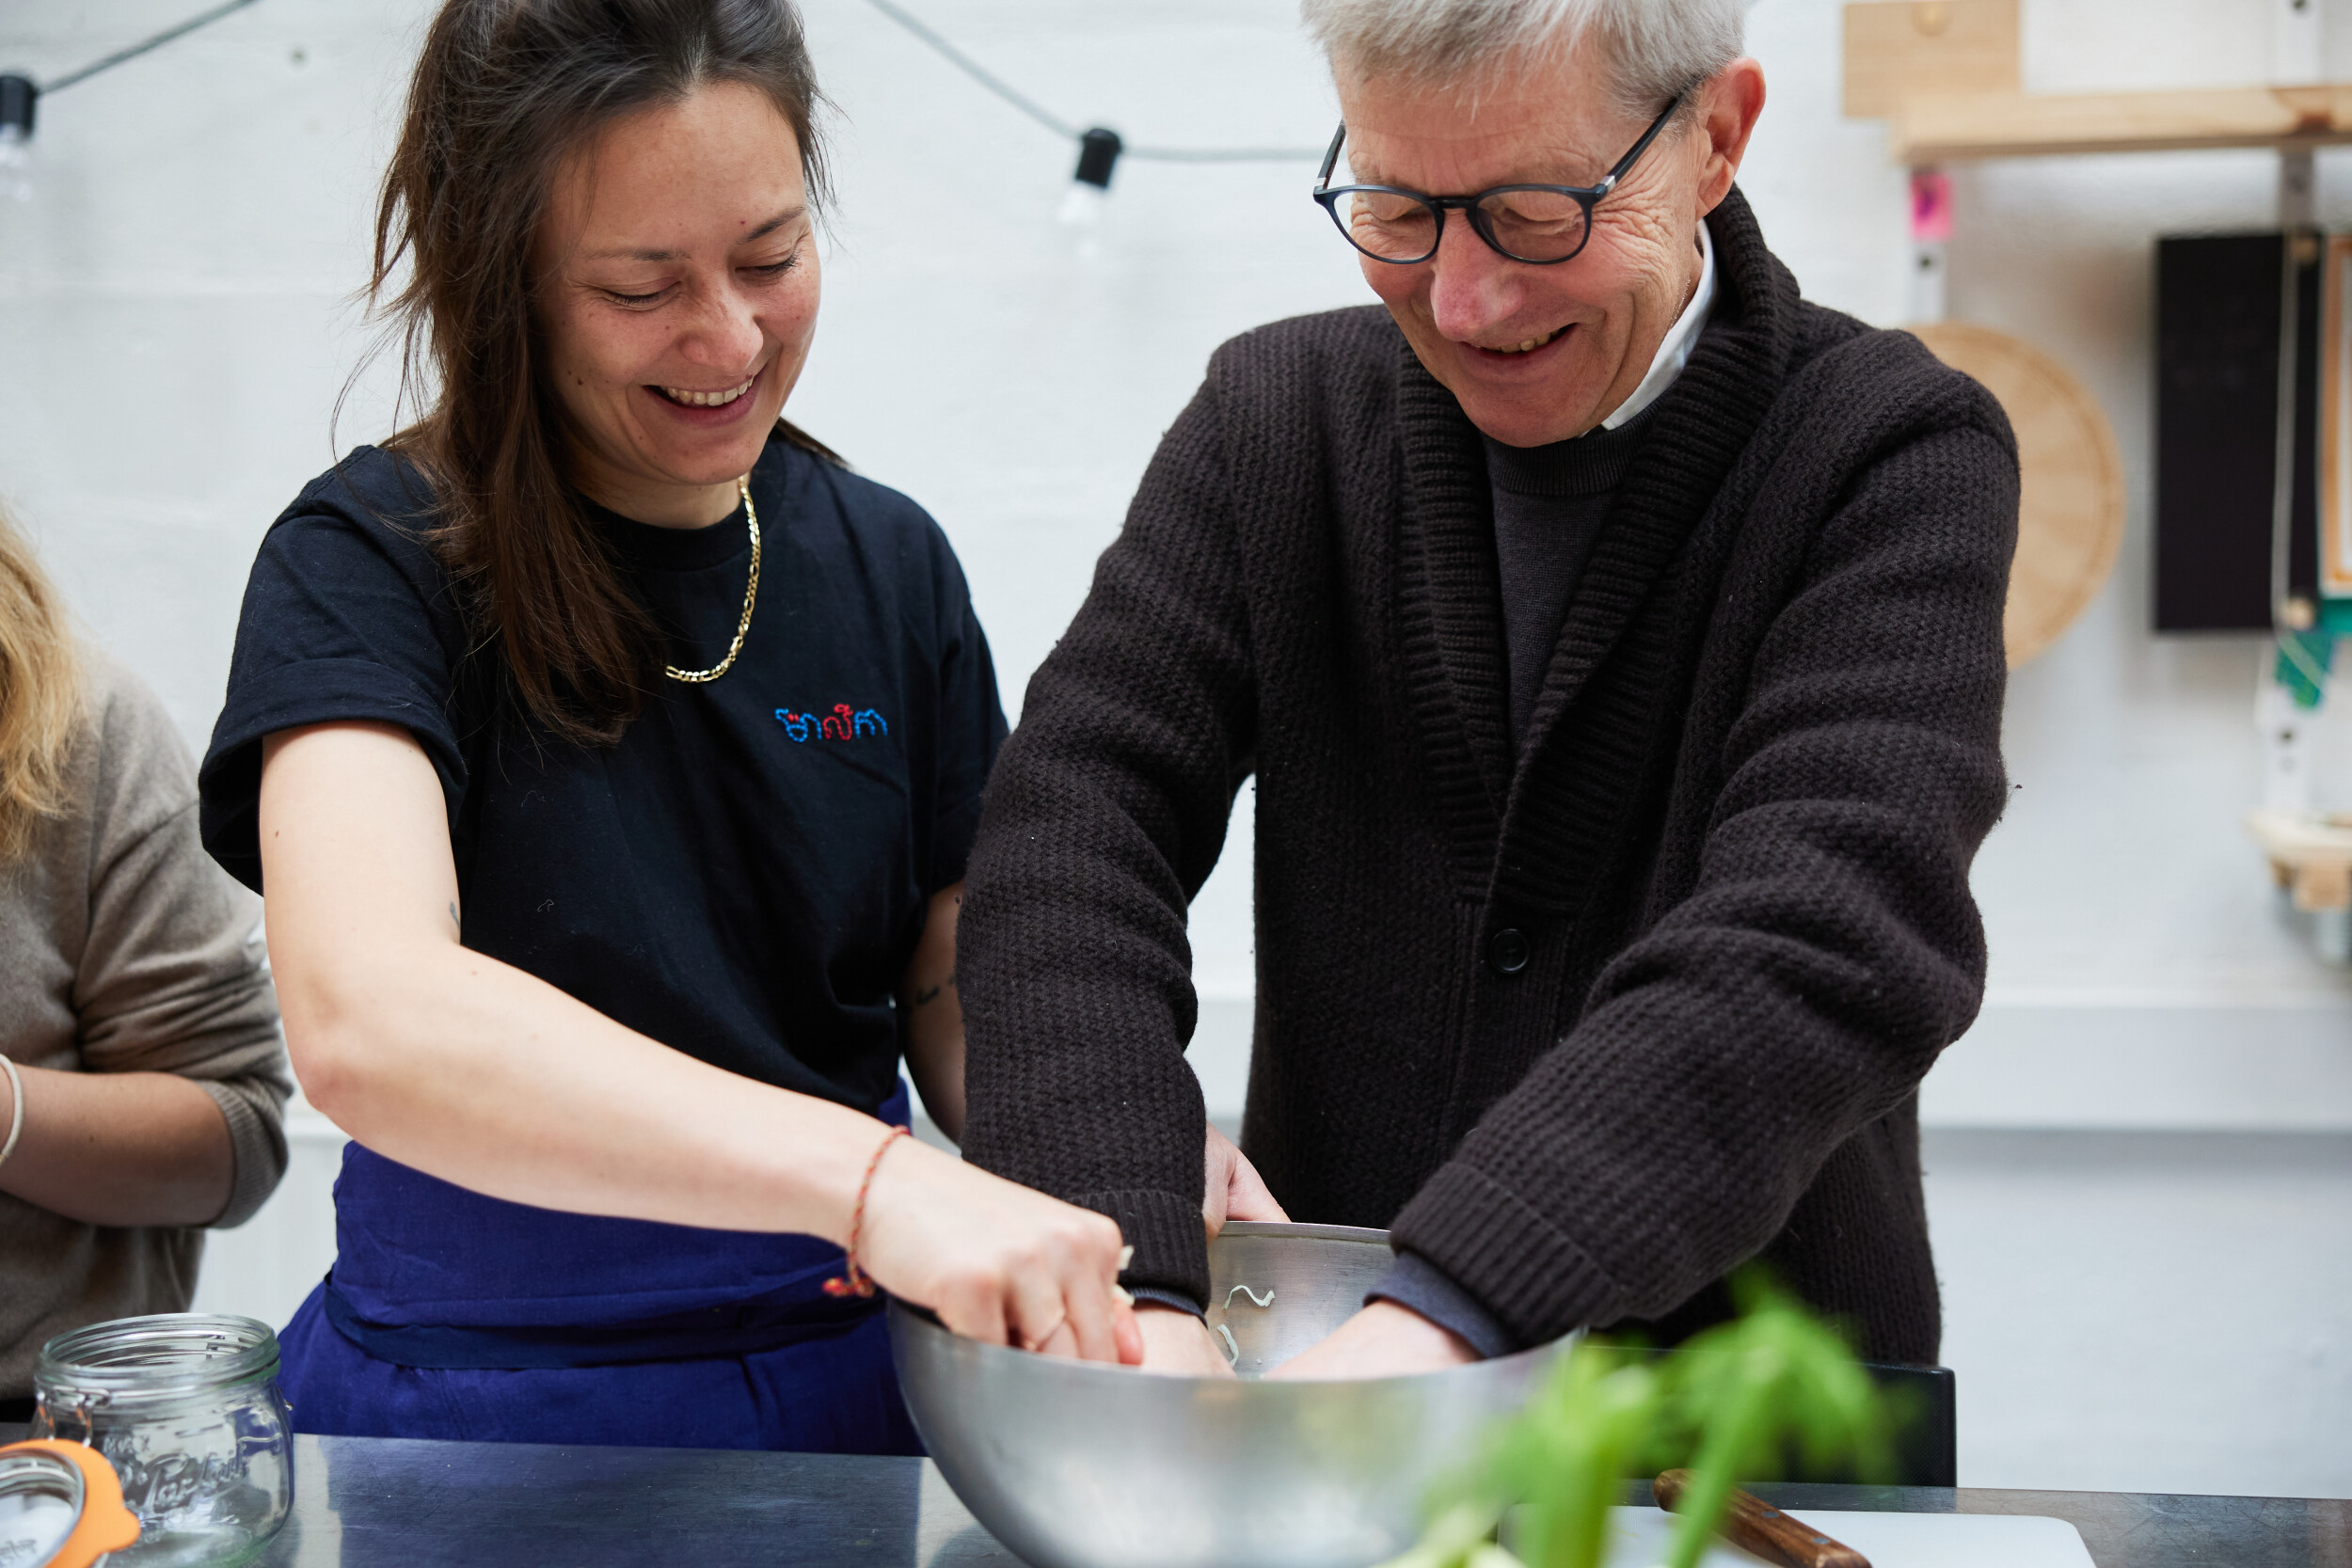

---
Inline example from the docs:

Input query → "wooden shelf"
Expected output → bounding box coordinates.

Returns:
[1846,1,2352,164]
[1889,84,2352,164]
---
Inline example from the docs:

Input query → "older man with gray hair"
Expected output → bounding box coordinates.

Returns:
[958,0,2016,1378]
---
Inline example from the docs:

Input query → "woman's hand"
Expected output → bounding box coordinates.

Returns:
[866,1123,1277,1372]
[858,1136,1144,1366]
[1203,1123,1287,1236]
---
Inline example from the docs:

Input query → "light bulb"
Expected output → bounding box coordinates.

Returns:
[0,74,34,203]
[0,125,30,203]
[1057,181,1104,229]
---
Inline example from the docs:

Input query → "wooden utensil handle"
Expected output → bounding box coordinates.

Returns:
[1653,1469,1871,1568]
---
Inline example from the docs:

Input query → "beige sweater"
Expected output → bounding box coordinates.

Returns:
[1,652,291,1397]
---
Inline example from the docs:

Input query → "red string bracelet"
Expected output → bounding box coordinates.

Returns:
[825,1124,910,1298]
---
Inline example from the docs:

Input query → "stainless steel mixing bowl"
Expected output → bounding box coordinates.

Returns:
[889,1221,1568,1568]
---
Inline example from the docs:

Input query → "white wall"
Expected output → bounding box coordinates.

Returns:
[7,0,2350,1126]
[5,0,2350,1498]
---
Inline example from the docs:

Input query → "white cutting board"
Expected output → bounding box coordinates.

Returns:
[1597,1506,2095,1568]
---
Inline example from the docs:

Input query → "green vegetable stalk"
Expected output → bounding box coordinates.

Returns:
[1500,1343,1662,1568]
[1655,1280,1893,1568]
[1380,1342,1660,1568]
[1375,1272,1888,1568]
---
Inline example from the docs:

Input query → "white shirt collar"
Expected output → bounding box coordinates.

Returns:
[1598,217,1715,432]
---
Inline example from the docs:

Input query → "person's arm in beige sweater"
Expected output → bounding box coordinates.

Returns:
[0,657,289,1229]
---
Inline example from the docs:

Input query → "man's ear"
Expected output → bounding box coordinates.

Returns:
[1694,57,1768,215]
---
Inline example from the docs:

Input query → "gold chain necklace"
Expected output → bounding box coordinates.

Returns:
[664,475,760,684]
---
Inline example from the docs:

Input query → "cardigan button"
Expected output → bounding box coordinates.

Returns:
[1487,927,1531,975]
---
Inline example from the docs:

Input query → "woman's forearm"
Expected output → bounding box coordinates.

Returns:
[282,931,887,1242]
[262,721,888,1242]
[0,1064,235,1227]
[259,722,1140,1361]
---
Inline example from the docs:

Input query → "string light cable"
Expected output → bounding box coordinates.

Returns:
[8,1,1303,201]
[0,0,263,191]
[855,0,1327,203]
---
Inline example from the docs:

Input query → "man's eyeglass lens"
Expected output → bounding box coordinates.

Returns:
[1331,187,1592,264]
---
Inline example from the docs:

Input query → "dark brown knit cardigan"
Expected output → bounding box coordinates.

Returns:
[957,188,2015,1363]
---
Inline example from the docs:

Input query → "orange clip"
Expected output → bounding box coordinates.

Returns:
[0,1439,141,1568]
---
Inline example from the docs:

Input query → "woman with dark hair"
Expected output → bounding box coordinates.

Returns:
[198,0,1139,1451]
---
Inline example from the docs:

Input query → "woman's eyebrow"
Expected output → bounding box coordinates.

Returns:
[740,204,806,243]
[581,206,806,262]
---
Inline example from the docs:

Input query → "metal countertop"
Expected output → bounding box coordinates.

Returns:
[2,1426,2339,1567]
[211,1435,2346,1568]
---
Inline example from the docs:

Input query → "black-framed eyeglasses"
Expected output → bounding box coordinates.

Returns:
[1311,90,1686,266]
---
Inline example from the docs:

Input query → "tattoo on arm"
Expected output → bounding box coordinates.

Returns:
[448,901,461,935]
[912,971,956,1008]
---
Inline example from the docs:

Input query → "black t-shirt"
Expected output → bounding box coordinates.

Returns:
[199,434,1006,1115]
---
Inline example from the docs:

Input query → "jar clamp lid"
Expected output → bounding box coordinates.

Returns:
[0,1440,142,1568]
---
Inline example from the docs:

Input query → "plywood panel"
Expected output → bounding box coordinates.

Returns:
[1843,0,2019,119]
[1911,322,2125,667]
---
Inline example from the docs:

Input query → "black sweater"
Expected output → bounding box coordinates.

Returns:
[1486,416,1646,746]
[958,189,2014,1362]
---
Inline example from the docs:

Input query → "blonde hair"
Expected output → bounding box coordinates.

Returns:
[0,501,82,862]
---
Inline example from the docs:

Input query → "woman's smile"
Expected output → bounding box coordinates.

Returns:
[644,360,770,429]
[655,373,757,408]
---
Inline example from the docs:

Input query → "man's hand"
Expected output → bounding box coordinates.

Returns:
[1134,1303,1237,1377]
[1092,1129,1280,1377]
[1203,1123,1287,1237]
[1266,1301,1477,1380]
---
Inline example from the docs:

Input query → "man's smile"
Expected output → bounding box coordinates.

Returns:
[1481,323,1571,355]
[1463,322,1576,368]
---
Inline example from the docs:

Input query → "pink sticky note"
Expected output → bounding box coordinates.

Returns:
[1911,170,1953,243]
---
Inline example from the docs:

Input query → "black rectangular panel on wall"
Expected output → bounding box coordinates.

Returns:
[2153,233,2283,632]
[2286,234,2322,608]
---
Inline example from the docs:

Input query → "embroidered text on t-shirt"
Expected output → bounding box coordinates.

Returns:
[776,705,889,743]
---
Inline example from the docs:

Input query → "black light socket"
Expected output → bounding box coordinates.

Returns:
[0,74,35,139]
[1073,126,1121,190]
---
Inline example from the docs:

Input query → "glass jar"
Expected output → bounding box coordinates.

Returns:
[29,1315,293,1567]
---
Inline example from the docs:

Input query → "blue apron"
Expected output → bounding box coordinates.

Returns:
[278,1085,922,1454]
